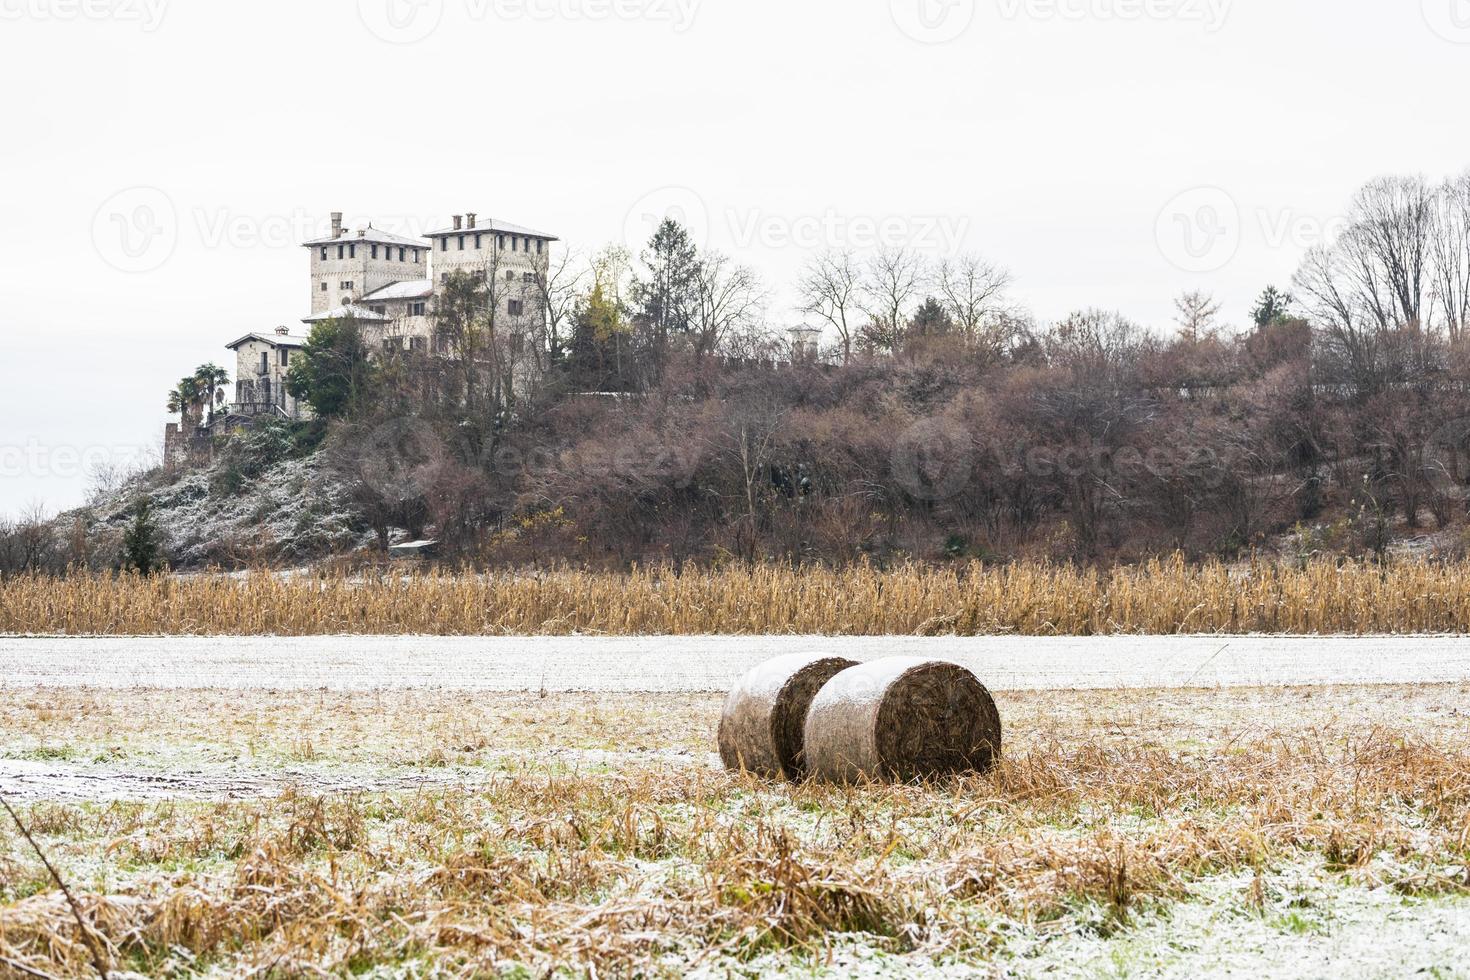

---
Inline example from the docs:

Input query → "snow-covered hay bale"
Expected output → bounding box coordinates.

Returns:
[803,658,1001,784]
[718,653,859,779]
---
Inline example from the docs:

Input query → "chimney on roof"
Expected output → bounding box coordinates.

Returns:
[358,227,367,239]
[275,326,290,336]
[452,214,463,230]
[330,212,343,238]
[466,212,477,228]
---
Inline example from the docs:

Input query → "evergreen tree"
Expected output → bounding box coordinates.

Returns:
[121,497,162,575]
[569,280,632,391]
[909,296,956,339]
[286,316,375,419]
[631,218,701,355]
[1251,286,1294,330]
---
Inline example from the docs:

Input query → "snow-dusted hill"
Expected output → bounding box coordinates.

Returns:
[80,424,373,569]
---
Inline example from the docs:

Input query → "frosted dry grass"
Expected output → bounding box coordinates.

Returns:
[0,685,1467,976]
[21,557,1470,635]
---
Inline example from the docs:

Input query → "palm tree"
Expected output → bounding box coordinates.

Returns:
[193,363,230,424]
[167,377,202,429]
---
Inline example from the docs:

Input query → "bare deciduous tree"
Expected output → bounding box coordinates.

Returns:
[1430,170,1470,342]
[1347,175,1433,331]
[860,246,924,354]
[530,244,588,367]
[1173,290,1222,342]
[934,253,1014,360]
[797,249,862,364]
[1293,173,1450,392]
[690,251,764,356]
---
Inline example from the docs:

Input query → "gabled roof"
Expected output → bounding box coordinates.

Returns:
[226,331,309,350]
[301,304,390,324]
[426,218,558,241]
[361,279,434,302]
[302,225,431,249]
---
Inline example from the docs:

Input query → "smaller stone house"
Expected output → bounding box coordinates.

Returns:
[225,327,311,421]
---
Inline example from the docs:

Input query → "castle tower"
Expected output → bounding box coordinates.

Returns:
[425,211,558,334]
[302,212,431,315]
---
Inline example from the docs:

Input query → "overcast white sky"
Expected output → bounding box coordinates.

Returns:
[1,0,1468,519]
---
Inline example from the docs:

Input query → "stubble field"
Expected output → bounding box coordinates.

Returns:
[2,681,1469,978]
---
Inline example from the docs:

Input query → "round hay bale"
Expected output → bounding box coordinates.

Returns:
[718,653,859,779]
[803,657,1001,784]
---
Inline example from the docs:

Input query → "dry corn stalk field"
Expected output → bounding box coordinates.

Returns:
[1,685,1469,977]
[11,558,1470,635]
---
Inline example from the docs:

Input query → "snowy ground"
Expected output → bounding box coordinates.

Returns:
[1,673,1466,976]
[0,749,719,802]
[0,634,1467,691]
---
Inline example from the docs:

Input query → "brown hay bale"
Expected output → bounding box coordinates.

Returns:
[803,657,1001,784]
[718,653,859,779]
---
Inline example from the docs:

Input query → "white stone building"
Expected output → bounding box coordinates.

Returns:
[220,209,558,421]
[226,327,308,420]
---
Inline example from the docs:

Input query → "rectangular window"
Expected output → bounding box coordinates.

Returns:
[320,247,328,260]
[522,272,535,283]
[337,245,344,259]
[349,244,356,258]
[512,237,519,252]
[508,299,524,316]
[409,302,426,316]
[536,239,543,254]
[279,349,289,367]
[411,336,427,353]
[260,352,269,374]
[510,332,524,356]
[440,238,447,251]
[414,250,420,263]
[399,248,405,261]
[475,234,482,249]
[497,234,505,250]
[371,305,386,315]
[371,245,379,259]
[320,282,328,292]
[441,272,448,283]
[458,235,465,251]
[340,280,354,290]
